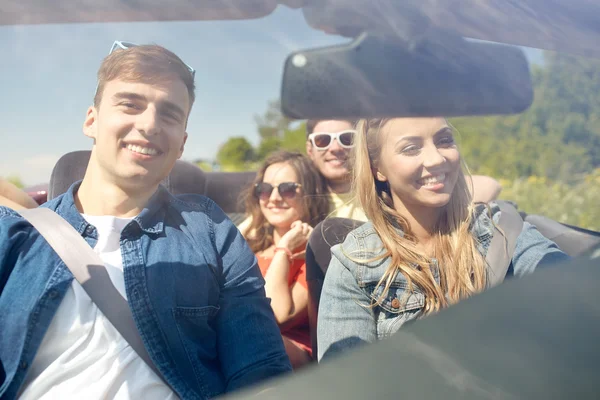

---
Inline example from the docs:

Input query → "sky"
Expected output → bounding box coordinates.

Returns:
[0,5,543,186]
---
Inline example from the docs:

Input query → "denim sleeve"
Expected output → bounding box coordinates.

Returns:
[317,242,377,362]
[208,200,291,392]
[0,207,28,296]
[511,221,571,277]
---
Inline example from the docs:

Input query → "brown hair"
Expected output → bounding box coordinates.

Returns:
[94,45,195,112]
[242,151,330,253]
[351,118,486,314]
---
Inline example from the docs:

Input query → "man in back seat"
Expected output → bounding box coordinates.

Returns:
[0,42,290,399]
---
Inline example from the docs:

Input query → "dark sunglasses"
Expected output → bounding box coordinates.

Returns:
[308,130,356,150]
[254,182,302,200]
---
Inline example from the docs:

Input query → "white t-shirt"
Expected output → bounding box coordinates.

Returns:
[19,215,177,400]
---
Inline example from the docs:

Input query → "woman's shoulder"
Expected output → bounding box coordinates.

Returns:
[338,221,381,250]
[330,221,388,271]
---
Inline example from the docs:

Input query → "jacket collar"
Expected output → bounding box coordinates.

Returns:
[54,181,172,236]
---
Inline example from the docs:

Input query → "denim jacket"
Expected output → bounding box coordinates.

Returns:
[317,202,570,361]
[0,182,291,399]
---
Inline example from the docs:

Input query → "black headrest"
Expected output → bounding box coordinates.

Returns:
[306,217,365,280]
[48,151,91,201]
[203,171,256,214]
[48,150,207,201]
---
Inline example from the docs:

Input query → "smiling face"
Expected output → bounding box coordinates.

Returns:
[306,120,354,188]
[83,78,189,190]
[259,162,305,231]
[374,118,461,212]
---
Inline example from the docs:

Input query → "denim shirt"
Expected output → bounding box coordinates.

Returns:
[0,182,291,399]
[317,202,570,361]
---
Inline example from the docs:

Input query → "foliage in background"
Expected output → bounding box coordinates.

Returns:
[6,175,24,189]
[498,169,600,231]
[452,52,600,183]
[216,101,307,170]
[215,136,255,171]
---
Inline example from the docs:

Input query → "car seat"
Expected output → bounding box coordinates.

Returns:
[524,214,600,257]
[306,217,364,359]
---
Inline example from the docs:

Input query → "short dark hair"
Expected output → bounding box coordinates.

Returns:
[306,119,319,137]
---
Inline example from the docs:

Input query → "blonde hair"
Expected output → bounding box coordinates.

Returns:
[352,118,487,314]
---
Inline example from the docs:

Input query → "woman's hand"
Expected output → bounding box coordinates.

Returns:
[278,221,313,252]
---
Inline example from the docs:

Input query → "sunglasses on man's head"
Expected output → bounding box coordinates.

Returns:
[308,130,356,150]
[94,40,197,98]
[254,182,302,200]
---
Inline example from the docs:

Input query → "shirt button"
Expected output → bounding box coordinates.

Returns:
[391,298,401,309]
[19,361,28,370]
[48,290,58,299]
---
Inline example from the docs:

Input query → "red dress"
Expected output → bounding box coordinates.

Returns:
[256,255,312,357]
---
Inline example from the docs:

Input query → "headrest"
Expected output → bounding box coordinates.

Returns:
[203,171,256,214]
[48,150,207,201]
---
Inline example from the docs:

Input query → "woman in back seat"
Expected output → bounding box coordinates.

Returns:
[241,151,329,368]
[317,117,570,361]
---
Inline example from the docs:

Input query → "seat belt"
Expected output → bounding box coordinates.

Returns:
[485,201,524,287]
[16,207,174,392]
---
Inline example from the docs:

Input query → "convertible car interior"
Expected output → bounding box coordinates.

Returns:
[5,0,600,398]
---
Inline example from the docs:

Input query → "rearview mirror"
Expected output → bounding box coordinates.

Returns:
[280,32,534,119]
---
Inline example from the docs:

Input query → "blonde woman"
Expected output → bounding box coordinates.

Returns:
[317,117,569,361]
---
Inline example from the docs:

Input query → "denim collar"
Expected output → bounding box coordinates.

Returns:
[54,181,172,236]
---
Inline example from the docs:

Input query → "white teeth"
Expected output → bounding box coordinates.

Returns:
[419,174,445,185]
[126,144,159,156]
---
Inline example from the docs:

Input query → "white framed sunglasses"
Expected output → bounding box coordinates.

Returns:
[308,130,356,150]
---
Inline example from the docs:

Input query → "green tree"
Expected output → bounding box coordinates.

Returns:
[195,161,214,171]
[216,137,255,170]
[451,51,600,181]
[281,122,308,153]
[253,99,308,162]
[6,175,24,189]
[254,99,292,139]
[256,136,282,160]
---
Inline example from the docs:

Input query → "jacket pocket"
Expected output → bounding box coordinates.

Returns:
[173,305,222,397]
[173,306,220,358]
[366,283,425,339]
